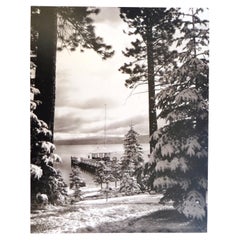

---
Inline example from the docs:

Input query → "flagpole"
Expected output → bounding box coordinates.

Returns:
[104,104,106,146]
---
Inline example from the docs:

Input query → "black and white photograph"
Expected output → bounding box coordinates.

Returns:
[30,6,209,234]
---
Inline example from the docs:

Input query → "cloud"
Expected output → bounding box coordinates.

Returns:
[54,105,149,139]
[107,114,148,131]
[67,97,118,109]
[93,8,121,25]
[54,7,150,141]
[54,111,84,133]
[77,114,148,136]
[54,107,100,133]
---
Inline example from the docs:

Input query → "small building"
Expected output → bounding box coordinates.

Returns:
[89,146,116,161]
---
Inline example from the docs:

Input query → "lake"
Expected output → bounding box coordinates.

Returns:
[54,143,150,187]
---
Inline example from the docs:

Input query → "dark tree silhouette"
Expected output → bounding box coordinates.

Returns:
[31,7,114,141]
[119,8,178,152]
[31,80,68,205]
[34,7,57,142]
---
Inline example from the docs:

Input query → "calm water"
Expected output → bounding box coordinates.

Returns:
[54,143,150,187]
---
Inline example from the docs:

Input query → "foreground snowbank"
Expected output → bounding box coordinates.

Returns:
[31,193,205,233]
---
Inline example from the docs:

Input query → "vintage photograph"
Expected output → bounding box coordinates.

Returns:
[30,6,209,233]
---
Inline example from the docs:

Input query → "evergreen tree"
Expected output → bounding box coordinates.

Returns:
[31,66,68,205]
[119,173,140,196]
[31,7,114,139]
[120,126,144,193]
[94,161,106,189]
[110,157,121,187]
[69,166,86,201]
[151,8,209,221]
[32,7,57,142]
[94,161,114,189]
[119,8,179,152]
[122,125,144,173]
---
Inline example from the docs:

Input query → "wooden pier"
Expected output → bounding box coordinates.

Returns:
[71,156,100,173]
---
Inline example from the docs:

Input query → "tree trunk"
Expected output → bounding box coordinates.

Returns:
[146,12,158,153]
[35,7,57,142]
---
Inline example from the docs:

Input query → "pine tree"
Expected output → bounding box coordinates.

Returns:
[119,8,179,152]
[119,173,140,196]
[120,126,144,194]
[122,126,144,173]
[151,8,209,221]
[94,161,106,189]
[31,54,68,206]
[94,161,114,188]
[69,166,86,201]
[110,157,121,187]
[31,77,68,206]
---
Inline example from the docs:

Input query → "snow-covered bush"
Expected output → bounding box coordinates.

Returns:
[178,190,206,220]
[120,173,141,195]
[36,192,48,206]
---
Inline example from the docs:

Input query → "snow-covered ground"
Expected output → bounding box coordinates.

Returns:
[31,192,205,233]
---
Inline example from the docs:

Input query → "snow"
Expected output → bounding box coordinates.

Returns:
[81,193,161,205]
[175,88,199,104]
[30,164,43,179]
[153,176,177,188]
[31,191,206,233]
[161,143,174,157]
[31,193,177,233]
[179,190,206,220]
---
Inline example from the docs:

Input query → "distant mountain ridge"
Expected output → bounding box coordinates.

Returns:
[55,135,149,145]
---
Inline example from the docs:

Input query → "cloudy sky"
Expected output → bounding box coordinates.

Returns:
[54,7,150,141]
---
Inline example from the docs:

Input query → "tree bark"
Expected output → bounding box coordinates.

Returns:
[146,12,158,153]
[35,7,57,142]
